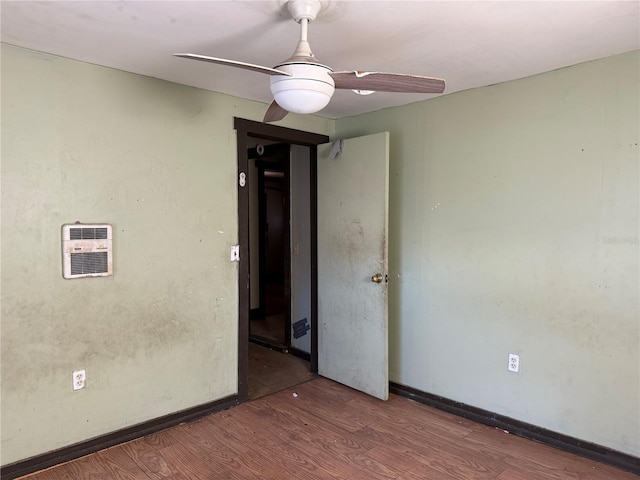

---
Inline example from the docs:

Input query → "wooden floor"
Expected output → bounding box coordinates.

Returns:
[250,314,286,348]
[247,342,315,400]
[21,378,636,480]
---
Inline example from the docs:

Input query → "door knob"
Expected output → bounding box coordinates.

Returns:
[371,273,384,284]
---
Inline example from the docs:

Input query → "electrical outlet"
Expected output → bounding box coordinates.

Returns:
[73,369,86,390]
[508,354,520,373]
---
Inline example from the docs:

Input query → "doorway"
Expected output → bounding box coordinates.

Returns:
[235,118,329,402]
[248,144,290,350]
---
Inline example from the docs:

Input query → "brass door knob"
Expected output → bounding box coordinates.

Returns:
[371,273,384,284]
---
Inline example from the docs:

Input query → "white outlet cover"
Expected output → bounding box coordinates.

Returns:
[230,245,240,262]
[508,354,520,373]
[73,369,86,390]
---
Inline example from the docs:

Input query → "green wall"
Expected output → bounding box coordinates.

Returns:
[335,50,639,456]
[2,42,638,465]
[0,44,331,465]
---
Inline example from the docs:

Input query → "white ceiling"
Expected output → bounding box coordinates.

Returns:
[2,1,638,119]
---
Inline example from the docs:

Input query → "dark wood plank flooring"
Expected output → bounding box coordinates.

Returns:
[20,378,636,479]
[250,314,286,348]
[247,342,315,400]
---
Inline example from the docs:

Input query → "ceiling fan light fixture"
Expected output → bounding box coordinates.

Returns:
[270,62,335,114]
[273,88,331,114]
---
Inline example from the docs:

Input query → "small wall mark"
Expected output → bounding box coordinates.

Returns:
[293,318,310,339]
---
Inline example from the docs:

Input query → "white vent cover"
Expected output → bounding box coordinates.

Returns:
[62,224,113,279]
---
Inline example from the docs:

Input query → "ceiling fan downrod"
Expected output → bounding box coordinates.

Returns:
[288,17,314,61]
[286,0,322,61]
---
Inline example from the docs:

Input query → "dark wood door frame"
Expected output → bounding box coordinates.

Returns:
[234,117,329,403]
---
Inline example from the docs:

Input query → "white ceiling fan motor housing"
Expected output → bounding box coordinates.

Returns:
[270,62,335,114]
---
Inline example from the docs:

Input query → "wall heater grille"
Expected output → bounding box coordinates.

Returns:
[62,224,113,279]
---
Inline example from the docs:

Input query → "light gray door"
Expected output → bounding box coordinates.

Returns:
[317,132,389,400]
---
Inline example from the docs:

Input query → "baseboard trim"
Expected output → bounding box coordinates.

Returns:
[248,335,288,353]
[247,338,311,363]
[289,346,311,362]
[389,382,639,476]
[1,394,239,480]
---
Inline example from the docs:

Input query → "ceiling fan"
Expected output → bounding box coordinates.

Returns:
[174,0,445,122]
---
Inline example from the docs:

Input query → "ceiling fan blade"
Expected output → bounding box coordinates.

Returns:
[330,71,445,94]
[173,54,291,76]
[263,100,289,123]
